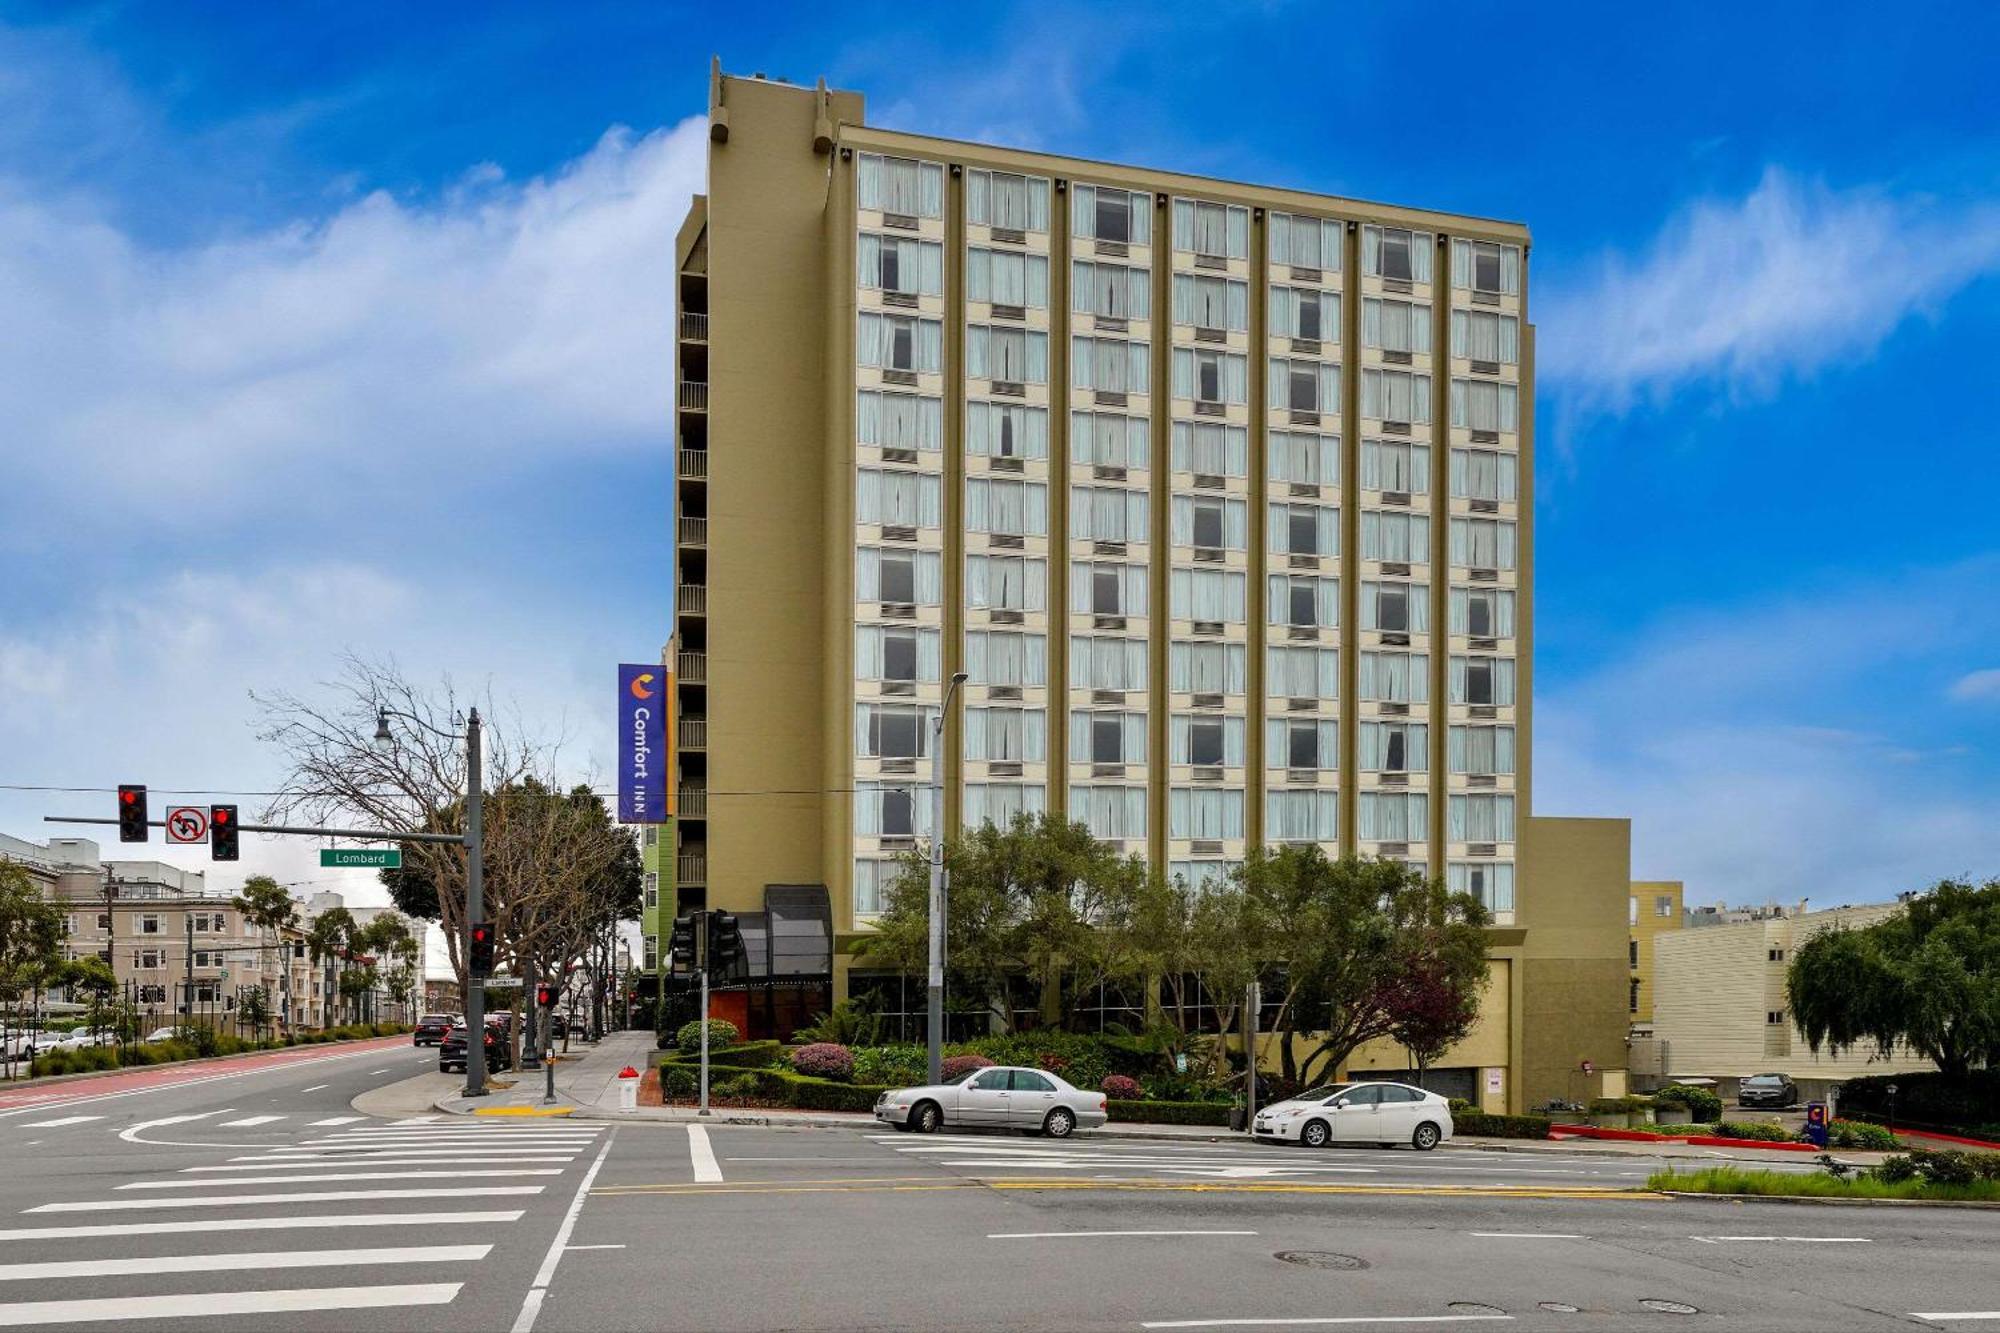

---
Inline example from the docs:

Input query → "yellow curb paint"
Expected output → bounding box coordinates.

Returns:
[471,1107,575,1118]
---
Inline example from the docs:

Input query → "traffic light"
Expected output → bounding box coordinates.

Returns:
[209,805,239,861]
[535,985,556,1009]
[469,922,496,977]
[117,785,148,843]
[707,911,744,976]
[668,914,697,973]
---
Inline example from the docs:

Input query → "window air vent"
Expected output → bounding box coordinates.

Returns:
[1095,239,1129,259]
[1091,689,1126,706]
[992,380,1026,398]
[1469,842,1498,856]
[1380,561,1411,576]
[1289,482,1320,498]
[1288,554,1319,571]
[1287,768,1323,785]
[1092,540,1128,557]
[1287,697,1319,712]
[990,455,1025,473]
[1468,773,1496,788]
[1192,692,1224,709]
[1470,567,1498,582]
[1381,420,1411,435]
[1289,410,1321,427]
[1382,278,1413,295]
[881,757,917,774]
[1191,839,1224,855]
[1380,701,1410,717]
[1470,360,1500,377]
[1384,350,1414,366]
[882,525,918,543]
[989,685,1023,701]
[1192,620,1223,636]
[882,212,919,231]
[882,447,919,465]
[1195,401,1227,418]
[992,533,1026,550]
[882,291,918,309]
[1194,326,1227,344]
[990,226,1026,246]
[1193,546,1224,563]
[1379,771,1408,786]
[1193,254,1227,272]
[991,609,1025,626]
[1290,337,1322,356]
[1096,316,1129,333]
[1471,429,1500,444]
[1091,763,1125,779]
[991,303,1027,323]
[1469,498,1499,513]
[1192,766,1223,783]
[1095,390,1129,408]
[1379,632,1410,647]
[1469,704,1498,720]
[1093,465,1128,482]
[1471,290,1501,306]
[1381,490,1410,507]
[1092,615,1127,631]
[1289,265,1323,284]
[1287,626,1320,642]
[882,680,916,697]
[880,602,917,620]
[989,761,1024,778]
[880,835,916,851]
[1470,637,1498,651]
[1376,841,1410,855]
[882,368,920,387]
[1193,473,1225,491]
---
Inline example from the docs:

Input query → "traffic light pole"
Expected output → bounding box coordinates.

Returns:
[462,709,487,1098]
[698,962,711,1118]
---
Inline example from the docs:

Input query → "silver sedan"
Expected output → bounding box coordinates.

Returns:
[874,1065,1108,1138]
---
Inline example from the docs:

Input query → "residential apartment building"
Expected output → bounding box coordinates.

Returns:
[1628,879,1683,1033]
[668,64,1628,1110]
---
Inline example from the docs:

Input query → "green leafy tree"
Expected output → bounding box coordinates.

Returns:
[306,906,356,1026]
[238,984,271,1038]
[1789,879,2000,1078]
[233,875,298,1026]
[61,954,117,1035]
[0,863,68,1075]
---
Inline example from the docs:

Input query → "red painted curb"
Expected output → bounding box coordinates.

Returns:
[0,1034,407,1112]
[1896,1128,2000,1152]
[1552,1122,1820,1152]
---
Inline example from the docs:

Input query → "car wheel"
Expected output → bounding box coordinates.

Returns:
[1043,1107,1076,1139]
[1412,1121,1441,1152]
[891,1119,914,1133]
[1300,1119,1331,1149]
[911,1101,942,1134]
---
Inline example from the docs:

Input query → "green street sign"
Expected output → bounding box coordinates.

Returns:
[320,848,402,869]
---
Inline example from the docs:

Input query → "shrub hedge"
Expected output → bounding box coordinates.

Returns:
[1654,1084,1723,1123]
[1451,1112,1552,1139]
[789,1043,855,1081]
[1839,1072,2000,1139]
[675,1019,740,1056]
[1107,1098,1231,1126]
[1714,1120,1793,1142]
[27,1023,409,1078]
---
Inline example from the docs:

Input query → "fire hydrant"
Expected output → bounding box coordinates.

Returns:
[616,1065,640,1112]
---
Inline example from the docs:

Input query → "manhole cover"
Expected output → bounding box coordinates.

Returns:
[1539,1303,1581,1314]
[1640,1299,1700,1315]
[1273,1251,1367,1270]
[1448,1304,1507,1317]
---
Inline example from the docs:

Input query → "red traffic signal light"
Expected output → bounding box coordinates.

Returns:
[536,985,556,1008]
[117,785,148,842]
[210,804,239,861]
[468,921,496,976]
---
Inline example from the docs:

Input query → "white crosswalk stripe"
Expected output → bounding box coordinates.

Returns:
[31,1185,547,1212]
[0,1284,463,1325]
[15,1117,101,1129]
[308,1115,367,1126]
[219,1115,286,1128]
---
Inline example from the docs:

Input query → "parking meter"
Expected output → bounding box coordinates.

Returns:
[1803,1100,1829,1148]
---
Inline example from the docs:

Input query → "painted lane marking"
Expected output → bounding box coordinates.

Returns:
[369,1069,390,1075]
[564,1244,625,1251]
[990,1229,1257,1240]
[0,1211,524,1241]
[1690,1235,1871,1244]
[1912,1315,2000,1323]
[124,1169,563,1188]
[16,1117,101,1129]
[1142,1318,1513,1330]
[0,1283,462,1326]
[309,1116,366,1126]
[31,1185,546,1212]
[0,1245,490,1282]
[216,1156,577,1167]
[300,1085,329,1093]
[509,1132,618,1333]
[687,1125,723,1183]
[1469,1232,1587,1239]
[220,1115,286,1128]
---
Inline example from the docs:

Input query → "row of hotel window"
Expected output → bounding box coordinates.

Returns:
[857,154,1522,294]
[853,646,1516,701]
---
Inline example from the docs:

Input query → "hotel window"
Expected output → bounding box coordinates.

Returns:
[1169,641,1247,694]
[1171,421,1248,477]
[1071,336,1150,395]
[1269,359,1340,415]
[1069,635,1149,691]
[1072,261,1152,320]
[1450,379,1520,433]
[964,630,1048,688]
[966,478,1049,538]
[1169,787,1246,839]
[1360,440,1430,494]
[1269,502,1339,557]
[1070,485,1149,544]
[965,402,1049,460]
[1172,199,1250,260]
[139,915,161,935]
[1269,574,1338,629]
[1449,517,1518,570]
[1269,212,1342,270]
[1170,567,1247,623]
[854,859,895,916]
[1449,793,1515,843]
[1658,897,1675,918]
[1069,784,1147,840]
[1450,309,1520,363]
[1448,725,1516,776]
[967,169,1050,232]
[968,326,1049,384]
[1071,710,1149,765]
[1071,411,1150,469]
[1361,368,1432,424]
[1358,791,1428,841]
[967,248,1050,308]
[857,153,944,218]
[855,703,938,759]
[1361,581,1430,633]
[1362,225,1434,283]
[1070,561,1147,617]
[1268,790,1339,843]
[192,913,222,933]
[1172,348,1248,406]
[964,707,1047,763]
[1449,861,1515,913]
[1171,714,1245,767]
[1449,448,1518,503]
[855,625,941,684]
[1449,587,1515,638]
[1269,286,1338,342]
[1169,861,1240,893]
[137,948,164,968]
[963,783,1045,830]
[1072,185,1151,245]
[967,554,1047,612]
[1269,717,1340,769]
[857,312,943,374]
[193,950,222,968]
[1363,298,1432,355]
[1267,645,1340,698]
[855,469,942,528]
[856,390,943,452]
[1171,495,1248,549]
[1450,655,1517,706]
[1359,651,1430,704]
[1360,720,1429,773]
[1451,239,1521,295]
[1173,274,1249,330]
[1360,511,1430,563]
[1268,431,1340,487]
[858,234,943,296]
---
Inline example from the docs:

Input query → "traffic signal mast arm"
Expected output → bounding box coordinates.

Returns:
[46,813,468,845]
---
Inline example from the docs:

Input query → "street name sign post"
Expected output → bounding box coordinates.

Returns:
[319,848,403,869]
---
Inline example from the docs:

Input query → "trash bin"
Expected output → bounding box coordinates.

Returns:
[1229,1104,1247,1133]
[1802,1100,1829,1149]
[617,1065,641,1112]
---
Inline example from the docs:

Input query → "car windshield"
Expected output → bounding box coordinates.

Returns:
[939,1068,984,1085]
[1295,1083,1354,1103]
[1745,1076,1783,1086]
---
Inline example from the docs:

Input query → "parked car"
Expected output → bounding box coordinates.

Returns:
[0,1031,49,1060]
[1252,1080,1454,1151]
[141,1026,182,1044]
[52,1028,116,1050]
[874,1065,1107,1138]
[412,1014,454,1047]
[1736,1072,1800,1110]
[439,1022,513,1075]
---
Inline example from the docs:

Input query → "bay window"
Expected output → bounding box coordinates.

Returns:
[858,234,943,296]
[856,469,942,528]
[1358,791,1428,841]
[1269,574,1338,628]
[1073,185,1151,245]
[1070,485,1149,543]
[1069,635,1148,691]
[1361,368,1433,424]
[1451,239,1521,295]
[966,402,1048,460]
[1359,650,1429,703]
[1362,225,1434,282]
[1270,286,1337,342]
[856,390,942,452]
[968,325,1049,384]
[1070,560,1146,617]
[1172,199,1249,259]
[967,553,1047,612]
[1268,431,1340,486]
[1169,786,1245,839]
[858,312,942,373]
[966,478,1048,538]
[1169,641,1247,694]
[1171,714,1245,767]
[857,153,943,218]
[1071,336,1149,394]
[1363,298,1432,354]
[1173,273,1249,330]
[1266,645,1339,699]
[1070,784,1148,839]
[1448,793,1516,843]
[1269,212,1342,270]
[1361,580,1430,634]
[1449,587,1515,638]
[1267,790,1339,842]
[1449,448,1518,502]
[1170,567,1247,623]
[1072,260,1151,319]
[1450,655,1517,706]
[1268,717,1340,769]
[1171,421,1248,476]
[1269,358,1340,414]
[1361,510,1429,562]
[967,169,1050,232]
[1450,379,1520,433]
[964,707,1047,763]
[1450,309,1520,363]
[1360,720,1429,772]
[964,630,1047,687]
[967,248,1050,308]
[1448,725,1516,776]
[1361,439,1430,493]
[1071,710,1148,765]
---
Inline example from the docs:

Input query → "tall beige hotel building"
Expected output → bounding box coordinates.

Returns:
[668,64,1629,1109]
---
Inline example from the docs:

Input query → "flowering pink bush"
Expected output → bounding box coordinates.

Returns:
[1101,1074,1143,1101]
[789,1042,856,1081]
[941,1054,994,1081]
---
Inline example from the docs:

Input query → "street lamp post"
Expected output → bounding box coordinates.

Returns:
[928,671,969,1086]
[377,705,486,1098]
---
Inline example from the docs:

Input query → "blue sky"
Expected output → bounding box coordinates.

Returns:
[2,2,1997,908]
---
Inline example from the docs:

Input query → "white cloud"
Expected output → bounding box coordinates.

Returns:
[1539,168,2000,409]
[1950,668,2000,702]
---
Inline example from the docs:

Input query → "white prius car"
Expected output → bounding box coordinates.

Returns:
[1252,1080,1454,1150]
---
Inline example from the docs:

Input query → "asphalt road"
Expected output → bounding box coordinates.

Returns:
[2,1051,1997,1331]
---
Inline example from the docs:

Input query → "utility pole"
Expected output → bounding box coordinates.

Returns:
[184,914,195,1030]
[928,671,969,1086]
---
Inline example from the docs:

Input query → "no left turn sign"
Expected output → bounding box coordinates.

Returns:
[165,806,209,843]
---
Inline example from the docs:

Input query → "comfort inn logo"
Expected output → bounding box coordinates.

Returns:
[628,672,657,700]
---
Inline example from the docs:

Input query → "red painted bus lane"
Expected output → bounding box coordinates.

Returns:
[0,1036,409,1116]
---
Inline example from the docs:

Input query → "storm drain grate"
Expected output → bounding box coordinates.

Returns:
[1640,1299,1700,1315]
[1272,1251,1367,1271]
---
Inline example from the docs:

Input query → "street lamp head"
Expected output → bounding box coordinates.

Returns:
[372,708,394,750]
[950,671,969,685]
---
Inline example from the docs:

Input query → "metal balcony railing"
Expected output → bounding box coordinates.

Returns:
[678,716,706,749]
[676,852,706,885]
[678,380,708,411]
[680,311,708,341]
[676,651,706,683]
[678,449,707,481]
[676,585,706,616]
[678,787,708,818]
[678,515,707,546]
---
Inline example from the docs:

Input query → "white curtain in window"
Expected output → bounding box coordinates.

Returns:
[1173,274,1248,330]
[1359,721,1430,772]
[1269,287,1339,341]
[969,170,1048,232]
[1070,784,1147,839]
[1270,213,1340,270]
[858,548,943,604]
[855,625,940,681]
[1361,369,1433,424]
[1070,635,1147,690]
[1266,790,1338,842]
[856,469,941,527]
[854,781,931,837]
[1359,651,1429,703]
[1449,656,1518,706]
[1361,441,1431,493]
[1360,511,1429,562]
[1266,646,1338,698]
[1449,448,1517,502]
[1450,310,1519,363]
[1170,496,1248,549]
[1070,486,1148,542]
[1170,422,1248,476]
[1363,298,1433,353]
[966,479,1047,537]
[1171,568,1246,622]
[1268,431,1339,486]
[1267,360,1341,413]
[1448,725,1515,776]
[964,631,1047,687]
[1071,411,1149,469]
[1358,791,1427,841]
[963,783,1046,832]
[1448,861,1516,913]
[1172,349,1248,404]
[1360,581,1430,633]
[967,555,1046,611]
[857,313,943,373]
[856,390,943,451]
[1448,794,1516,843]
[1169,642,1246,694]
[1268,575,1339,627]
[1451,379,1520,432]
[1450,518,1518,570]
[1169,786,1245,838]
[1265,718,1339,768]
[1168,714,1246,766]
[968,249,1049,308]
[854,703,938,758]
[1072,336,1149,394]
[966,403,1049,460]
[1266,503,1339,556]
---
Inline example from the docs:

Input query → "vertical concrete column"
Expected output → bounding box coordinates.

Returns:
[1337,218,1363,858]
[1049,179,1072,817]
[1246,209,1269,853]
[1147,191,1172,876]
